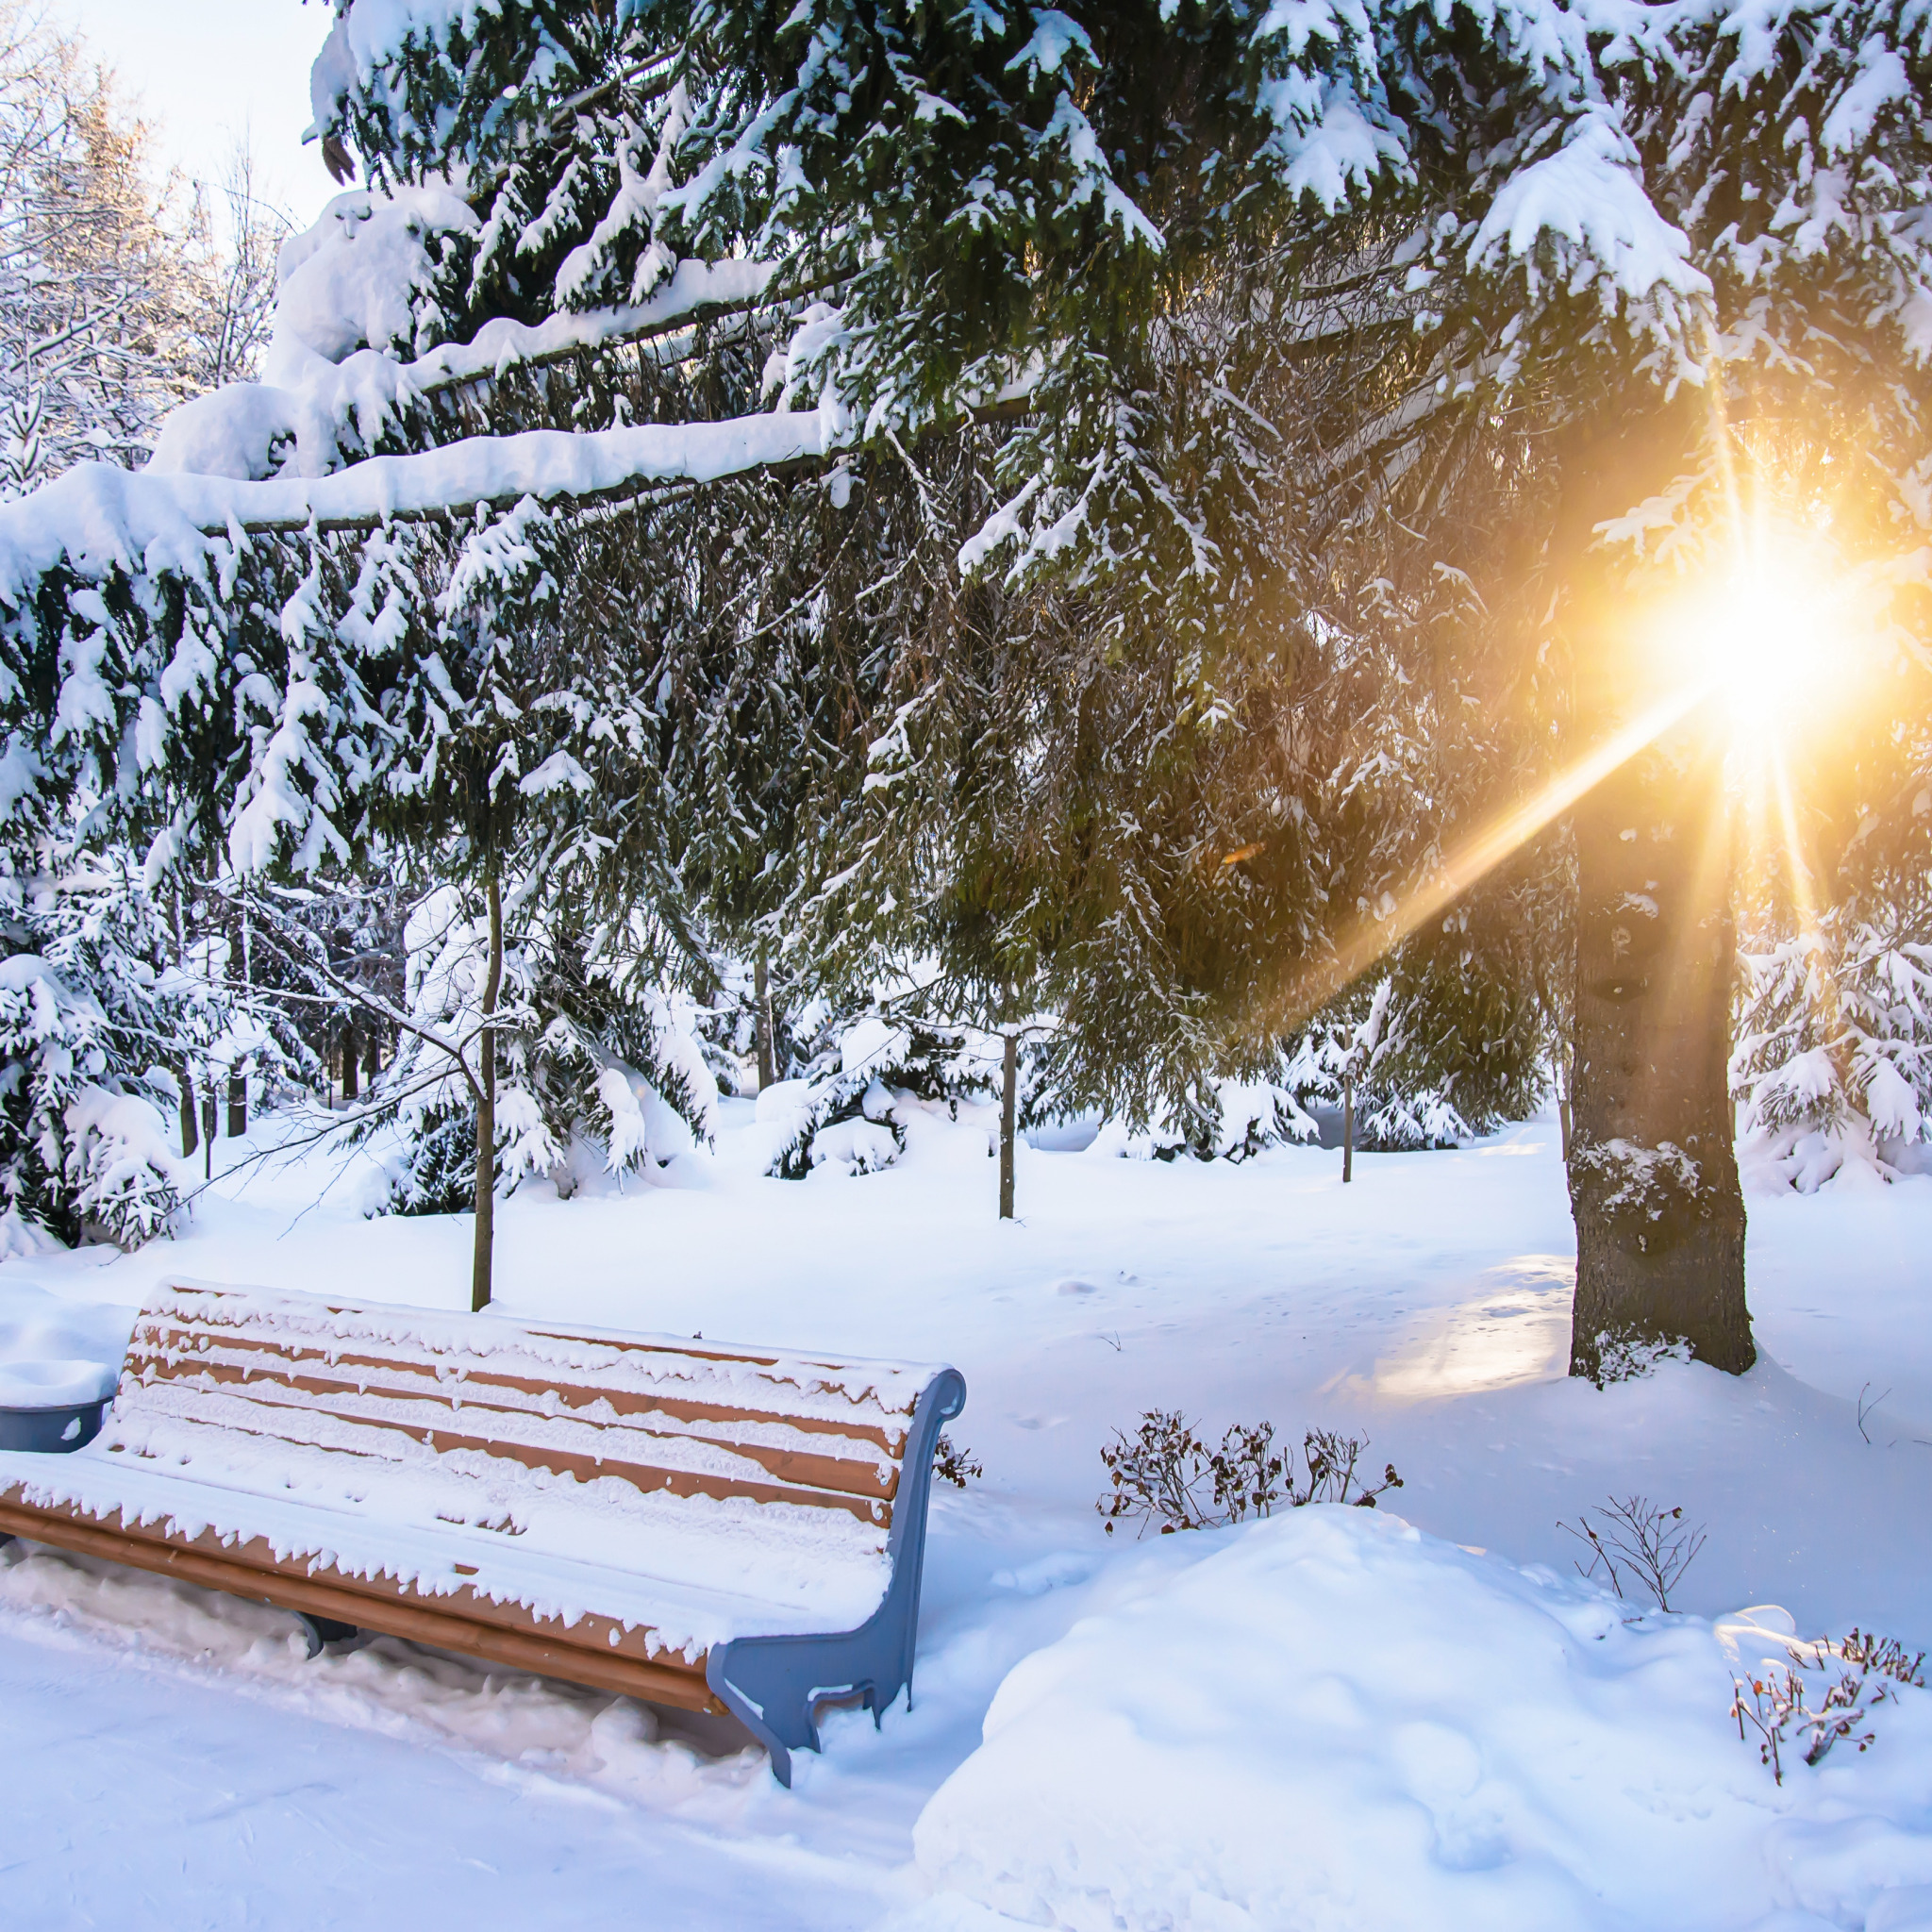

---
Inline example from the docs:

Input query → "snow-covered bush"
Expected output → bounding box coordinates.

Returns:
[933,1434,982,1488]
[1732,916,1932,1191]
[0,843,258,1246]
[1732,1629,1926,1786]
[0,950,182,1246]
[1285,980,1474,1152]
[574,993,718,1180]
[1098,1410,1403,1535]
[362,887,718,1215]
[59,1085,181,1245]
[764,1014,1023,1179]
[1086,1072,1317,1163]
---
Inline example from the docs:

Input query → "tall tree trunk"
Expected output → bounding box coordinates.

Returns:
[1557,402,1753,1381]
[999,1030,1017,1221]
[471,869,503,1314]
[341,1015,359,1103]
[177,1065,198,1159]
[755,948,775,1091]
[1569,746,1750,1376]
[226,1073,246,1138]
[364,1022,382,1085]
[1341,1071,1354,1184]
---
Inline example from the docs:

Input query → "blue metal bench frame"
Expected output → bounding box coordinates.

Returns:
[706,1367,966,1785]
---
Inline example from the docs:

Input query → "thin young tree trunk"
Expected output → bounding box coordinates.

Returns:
[1557,403,1753,1381]
[755,948,775,1091]
[999,1030,1018,1221]
[471,869,503,1314]
[1342,1071,1354,1184]
[178,1064,198,1160]
[341,1015,359,1103]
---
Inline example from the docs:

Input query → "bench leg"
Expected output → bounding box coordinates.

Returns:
[291,1611,362,1658]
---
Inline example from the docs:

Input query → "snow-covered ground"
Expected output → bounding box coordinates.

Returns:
[2,1104,1929,1928]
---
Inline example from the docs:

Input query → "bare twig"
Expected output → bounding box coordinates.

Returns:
[1858,1383,1890,1445]
[1559,1496,1706,1611]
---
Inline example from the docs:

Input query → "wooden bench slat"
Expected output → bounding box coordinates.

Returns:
[126,1350,903,1505]
[0,1498,721,1709]
[110,1386,893,1524]
[133,1329,910,1449]
[131,1305,922,1424]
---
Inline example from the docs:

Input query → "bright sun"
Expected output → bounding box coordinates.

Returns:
[1646,537,1872,741]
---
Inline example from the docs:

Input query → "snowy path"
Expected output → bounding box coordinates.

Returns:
[0,1623,898,1930]
[2,1112,1928,1924]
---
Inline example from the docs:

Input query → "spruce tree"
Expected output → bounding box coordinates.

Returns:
[0,0,1925,1366]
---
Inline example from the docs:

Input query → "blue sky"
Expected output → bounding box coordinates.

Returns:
[60,0,340,228]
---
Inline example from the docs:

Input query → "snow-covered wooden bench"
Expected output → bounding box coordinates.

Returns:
[0,1281,965,1784]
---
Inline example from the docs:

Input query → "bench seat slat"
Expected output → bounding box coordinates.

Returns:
[0,1496,725,1708]
[5,1421,897,1652]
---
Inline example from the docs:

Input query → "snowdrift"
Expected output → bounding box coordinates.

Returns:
[906,1507,1932,1932]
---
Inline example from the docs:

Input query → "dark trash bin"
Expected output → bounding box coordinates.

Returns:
[0,1362,117,1453]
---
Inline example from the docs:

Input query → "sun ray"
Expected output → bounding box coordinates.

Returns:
[1268,685,1704,1031]
[1764,738,1847,1052]
[1263,487,1878,1046]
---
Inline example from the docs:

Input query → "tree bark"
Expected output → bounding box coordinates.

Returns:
[226,1074,246,1139]
[1568,745,1751,1376]
[341,1015,359,1103]
[1557,401,1753,1381]
[1342,1071,1354,1184]
[755,949,775,1091]
[471,869,503,1314]
[999,1030,1018,1221]
[178,1065,198,1160]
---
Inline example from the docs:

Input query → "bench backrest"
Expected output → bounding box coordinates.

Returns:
[117,1280,938,1541]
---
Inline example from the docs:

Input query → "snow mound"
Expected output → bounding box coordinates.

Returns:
[0,1358,117,1409]
[907,1507,1932,1932]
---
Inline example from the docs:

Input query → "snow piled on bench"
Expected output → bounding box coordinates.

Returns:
[906,1507,1932,1932]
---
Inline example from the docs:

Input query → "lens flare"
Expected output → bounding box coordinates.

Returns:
[1645,534,1874,745]
[1262,522,1883,1038]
